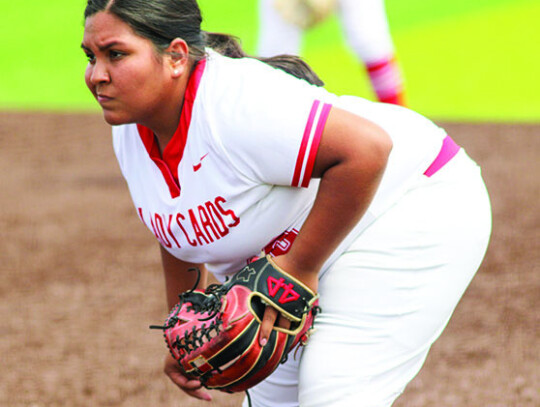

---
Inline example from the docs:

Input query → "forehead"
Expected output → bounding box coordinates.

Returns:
[82,11,141,48]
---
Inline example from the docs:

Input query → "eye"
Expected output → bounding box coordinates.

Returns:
[109,50,125,60]
[84,52,95,64]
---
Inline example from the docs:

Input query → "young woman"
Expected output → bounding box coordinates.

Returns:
[81,1,492,406]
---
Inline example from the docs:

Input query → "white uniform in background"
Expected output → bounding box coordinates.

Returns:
[258,0,406,105]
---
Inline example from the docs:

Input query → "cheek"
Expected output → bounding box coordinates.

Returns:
[125,66,166,102]
[84,65,95,94]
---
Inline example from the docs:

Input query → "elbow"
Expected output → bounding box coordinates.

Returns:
[366,125,392,178]
[377,130,392,172]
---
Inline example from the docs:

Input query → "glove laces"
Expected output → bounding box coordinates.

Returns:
[149,268,229,354]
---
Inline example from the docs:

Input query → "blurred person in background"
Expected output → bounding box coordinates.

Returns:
[258,0,406,105]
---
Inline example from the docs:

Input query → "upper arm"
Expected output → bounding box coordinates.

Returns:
[213,61,330,188]
[160,245,208,310]
[311,106,393,179]
[270,107,393,276]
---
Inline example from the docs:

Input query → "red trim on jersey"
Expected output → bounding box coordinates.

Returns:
[301,103,331,187]
[136,59,207,198]
[292,101,319,187]
[136,124,181,197]
[292,100,332,188]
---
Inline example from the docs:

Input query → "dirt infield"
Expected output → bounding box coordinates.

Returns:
[1,113,538,407]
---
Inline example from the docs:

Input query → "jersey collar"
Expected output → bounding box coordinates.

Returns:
[137,58,207,198]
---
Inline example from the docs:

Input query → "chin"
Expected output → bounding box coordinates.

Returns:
[102,110,133,126]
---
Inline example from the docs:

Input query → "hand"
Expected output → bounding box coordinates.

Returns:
[259,306,292,347]
[163,354,213,401]
[258,255,319,347]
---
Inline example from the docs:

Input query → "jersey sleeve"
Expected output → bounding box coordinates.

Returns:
[203,55,334,188]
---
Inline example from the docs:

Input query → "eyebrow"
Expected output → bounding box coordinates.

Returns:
[81,41,123,52]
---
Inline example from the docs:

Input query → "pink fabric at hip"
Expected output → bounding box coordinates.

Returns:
[423,135,460,177]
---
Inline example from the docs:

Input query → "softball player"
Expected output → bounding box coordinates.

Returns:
[258,0,406,105]
[82,1,491,406]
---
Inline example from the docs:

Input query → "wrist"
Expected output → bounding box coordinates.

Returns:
[270,254,319,292]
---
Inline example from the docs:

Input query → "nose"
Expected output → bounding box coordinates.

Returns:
[89,60,110,85]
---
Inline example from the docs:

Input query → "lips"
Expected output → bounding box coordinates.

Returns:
[97,94,113,104]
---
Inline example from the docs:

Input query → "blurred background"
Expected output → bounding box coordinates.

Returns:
[1,1,538,407]
[1,0,539,121]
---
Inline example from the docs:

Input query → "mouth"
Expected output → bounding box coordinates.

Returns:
[96,93,113,104]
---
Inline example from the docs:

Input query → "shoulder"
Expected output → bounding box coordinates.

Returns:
[200,50,335,115]
[203,49,323,96]
[194,50,337,153]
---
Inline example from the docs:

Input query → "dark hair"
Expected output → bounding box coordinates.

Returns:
[84,0,324,86]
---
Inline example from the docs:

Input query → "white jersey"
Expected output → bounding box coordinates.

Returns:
[112,50,445,279]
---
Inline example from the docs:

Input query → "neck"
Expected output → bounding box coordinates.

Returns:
[150,107,182,155]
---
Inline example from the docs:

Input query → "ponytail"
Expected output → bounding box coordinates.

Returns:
[204,32,324,87]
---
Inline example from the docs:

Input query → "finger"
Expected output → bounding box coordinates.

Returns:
[165,366,203,391]
[185,387,213,401]
[177,378,203,390]
[277,313,291,330]
[166,369,200,389]
[167,371,212,401]
[259,306,278,346]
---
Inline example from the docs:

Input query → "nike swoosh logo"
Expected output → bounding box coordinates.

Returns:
[193,153,209,172]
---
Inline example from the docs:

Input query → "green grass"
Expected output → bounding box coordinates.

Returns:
[299,0,540,121]
[0,1,91,110]
[396,1,540,121]
[0,0,538,121]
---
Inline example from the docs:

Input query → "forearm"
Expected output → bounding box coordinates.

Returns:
[273,108,391,288]
[289,161,385,272]
[160,244,208,310]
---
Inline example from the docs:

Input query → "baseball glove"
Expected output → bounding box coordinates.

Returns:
[150,256,319,393]
[274,0,337,30]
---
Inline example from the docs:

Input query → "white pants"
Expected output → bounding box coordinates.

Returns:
[244,150,492,407]
[258,0,395,62]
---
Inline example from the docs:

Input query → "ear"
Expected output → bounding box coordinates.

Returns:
[165,38,190,78]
